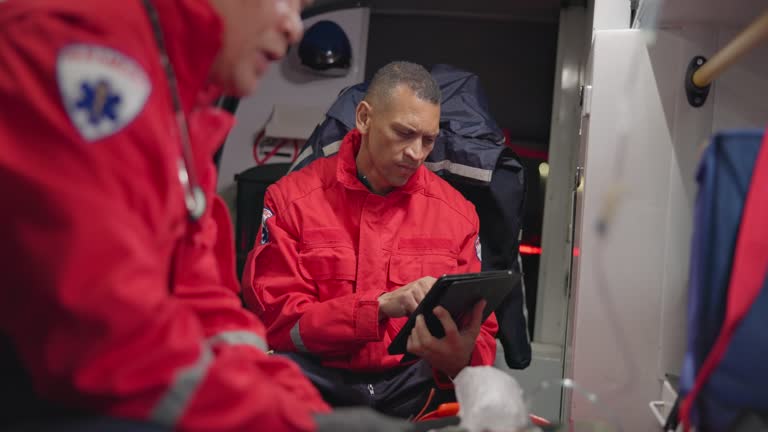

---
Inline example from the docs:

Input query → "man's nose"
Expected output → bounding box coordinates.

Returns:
[404,139,425,161]
[277,0,304,45]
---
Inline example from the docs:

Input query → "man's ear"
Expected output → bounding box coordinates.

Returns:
[355,100,372,134]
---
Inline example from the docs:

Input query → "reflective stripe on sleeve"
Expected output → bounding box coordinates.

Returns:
[290,320,309,353]
[208,330,267,352]
[150,344,213,426]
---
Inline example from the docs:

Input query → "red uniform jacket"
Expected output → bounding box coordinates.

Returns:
[243,129,498,372]
[0,0,328,430]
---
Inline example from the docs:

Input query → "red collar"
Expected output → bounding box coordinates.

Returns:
[336,129,427,195]
[152,0,224,111]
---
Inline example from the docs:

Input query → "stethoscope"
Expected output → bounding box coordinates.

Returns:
[141,0,207,221]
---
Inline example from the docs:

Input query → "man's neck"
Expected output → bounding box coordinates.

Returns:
[355,143,391,195]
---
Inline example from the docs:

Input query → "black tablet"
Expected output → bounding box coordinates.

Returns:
[387,270,519,362]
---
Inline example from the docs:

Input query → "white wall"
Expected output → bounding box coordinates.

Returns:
[638,0,768,28]
[217,8,370,210]
[592,0,631,31]
[567,22,768,430]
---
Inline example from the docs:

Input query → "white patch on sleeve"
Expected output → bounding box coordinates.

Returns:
[475,235,482,262]
[260,207,274,245]
[57,44,151,142]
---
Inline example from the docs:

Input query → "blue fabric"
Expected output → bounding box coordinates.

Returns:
[430,64,507,179]
[681,129,765,430]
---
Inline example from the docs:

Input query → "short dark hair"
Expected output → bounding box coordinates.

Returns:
[365,61,441,106]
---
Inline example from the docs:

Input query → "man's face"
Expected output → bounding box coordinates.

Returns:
[209,0,312,96]
[357,85,440,189]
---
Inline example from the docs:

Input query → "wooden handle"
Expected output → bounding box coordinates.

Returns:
[693,10,768,88]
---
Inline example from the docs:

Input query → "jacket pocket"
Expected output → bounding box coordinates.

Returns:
[388,238,458,287]
[298,247,357,281]
[298,227,357,300]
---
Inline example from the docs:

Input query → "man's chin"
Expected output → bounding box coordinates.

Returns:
[223,74,263,98]
[388,176,411,188]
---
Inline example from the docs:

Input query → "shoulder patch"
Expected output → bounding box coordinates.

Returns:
[57,44,151,142]
[260,207,274,245]
[475,235,482,262]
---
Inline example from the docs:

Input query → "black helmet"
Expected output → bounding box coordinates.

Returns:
[298,20,351,76]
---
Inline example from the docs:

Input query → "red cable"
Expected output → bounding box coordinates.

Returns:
[412,388,436,422]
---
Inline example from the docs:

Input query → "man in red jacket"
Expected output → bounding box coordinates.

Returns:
[243,61,499,418]
[0,1,412,431]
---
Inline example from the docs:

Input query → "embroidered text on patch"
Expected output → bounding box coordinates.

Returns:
[57,44,151,142]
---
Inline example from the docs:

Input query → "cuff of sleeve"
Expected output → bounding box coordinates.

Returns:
[353,290,388,341]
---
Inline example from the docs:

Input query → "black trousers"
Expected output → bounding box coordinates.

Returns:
[282,352,457,419]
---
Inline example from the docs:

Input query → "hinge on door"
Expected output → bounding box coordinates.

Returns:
[574,166,584,191]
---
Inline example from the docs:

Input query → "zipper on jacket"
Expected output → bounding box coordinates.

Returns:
[367,383,375,404]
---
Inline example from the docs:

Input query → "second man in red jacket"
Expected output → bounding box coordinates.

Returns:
[243,61,498,418]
